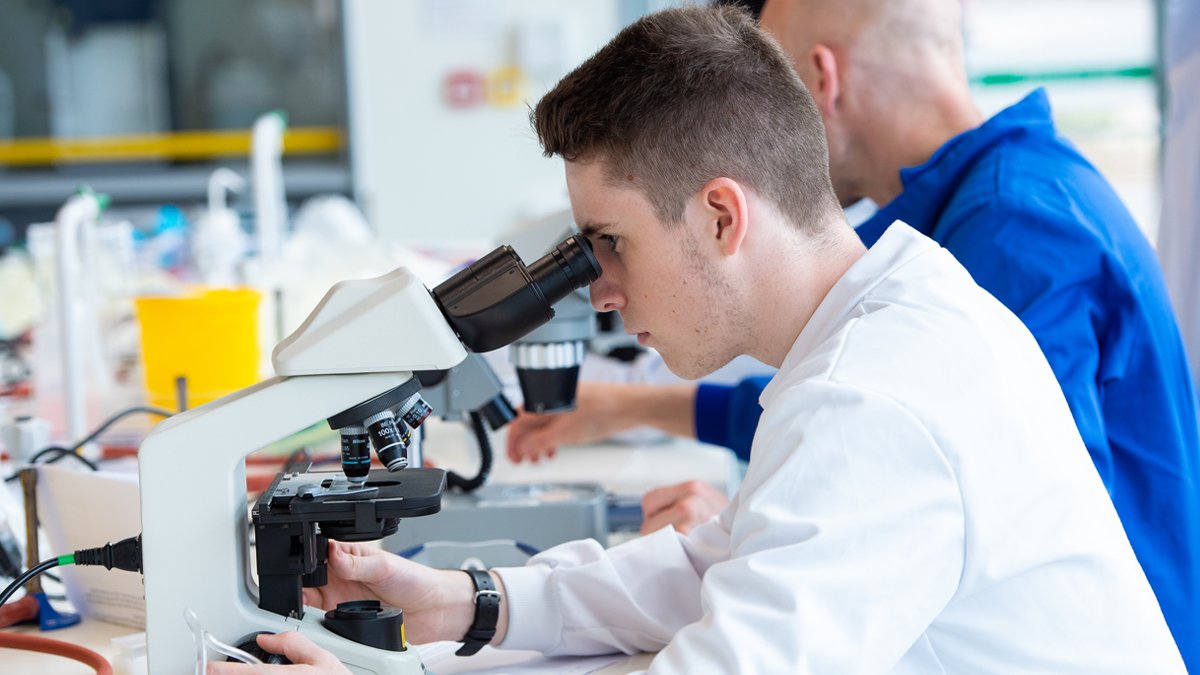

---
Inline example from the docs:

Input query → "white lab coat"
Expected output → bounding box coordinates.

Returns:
[496,223,1184,673]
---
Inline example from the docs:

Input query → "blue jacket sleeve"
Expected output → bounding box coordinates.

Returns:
[694,376,773,462]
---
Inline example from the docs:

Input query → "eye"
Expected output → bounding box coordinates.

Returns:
[599,234,620,252]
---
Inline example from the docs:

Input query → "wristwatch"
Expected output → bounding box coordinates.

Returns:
[456,568,501,656]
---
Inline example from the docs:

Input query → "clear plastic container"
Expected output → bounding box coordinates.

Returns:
[26,220,138,436]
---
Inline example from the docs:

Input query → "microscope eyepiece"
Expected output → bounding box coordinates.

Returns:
[432,234,602,353]
[526,235,601,309]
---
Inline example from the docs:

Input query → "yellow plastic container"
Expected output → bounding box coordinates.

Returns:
[134,289,261,410]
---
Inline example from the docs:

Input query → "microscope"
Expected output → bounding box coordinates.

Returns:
[137,235,600,673]
[379,213,615,566]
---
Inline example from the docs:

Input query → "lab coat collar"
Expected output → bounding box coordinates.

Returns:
[760,221,937,409]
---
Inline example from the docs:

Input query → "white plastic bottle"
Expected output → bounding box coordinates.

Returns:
[191,168,250,287]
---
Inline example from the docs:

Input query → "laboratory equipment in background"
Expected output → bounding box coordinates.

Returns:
[26,192,138,450]
[131,167,260,411]
[252,110,287,269]
[0,68,13,139]
[0,1,652,250]
[243,109,291,362]
[0,417,50,467]
[0,0,348,241]
[44,20,169,139]
[383,350,609,568]
[415,353,517,478]
[386,481,608,568]
[0,246,37,350]
[271,194,405,344]
[133,289,260,411]
[191,168,249,287]
[137,234,599,672]
[17,469,80,631]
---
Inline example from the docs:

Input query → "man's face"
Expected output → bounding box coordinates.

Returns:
[566,160,744,380]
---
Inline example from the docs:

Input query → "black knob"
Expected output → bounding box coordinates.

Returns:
[229,632,291,665]
[322,600,406,652]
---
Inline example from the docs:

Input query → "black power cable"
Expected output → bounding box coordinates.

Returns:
[0,535,142,608]
[446,411,493,493]
[3,405,173,483]
[0,558,62,607]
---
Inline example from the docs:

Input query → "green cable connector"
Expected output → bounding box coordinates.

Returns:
[57,554,75,566]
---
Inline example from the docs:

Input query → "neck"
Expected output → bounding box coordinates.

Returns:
[861,78,982,206]
[750,222,867,368]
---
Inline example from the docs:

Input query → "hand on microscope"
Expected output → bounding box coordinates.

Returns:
[210,541,508,673]
[207,632,351,674]
[506,381,698,463]
[506,381,730,535]
[304,541,507,645]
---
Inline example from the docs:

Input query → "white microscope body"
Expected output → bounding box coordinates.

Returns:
[138,234,601,674]
[139,267,464,674]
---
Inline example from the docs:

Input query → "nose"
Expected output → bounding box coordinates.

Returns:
[589,275,624,313]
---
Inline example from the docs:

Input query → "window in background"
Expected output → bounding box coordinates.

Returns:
[0,0,350,236]
[964,0,1161,241]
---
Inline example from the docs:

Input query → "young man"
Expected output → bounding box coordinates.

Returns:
[508,0,1200,665]
[212,7,1184,673]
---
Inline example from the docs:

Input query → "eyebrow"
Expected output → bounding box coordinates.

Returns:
[578,221,617,237]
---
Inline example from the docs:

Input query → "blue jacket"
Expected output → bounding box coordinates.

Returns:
[695,89,1200,666]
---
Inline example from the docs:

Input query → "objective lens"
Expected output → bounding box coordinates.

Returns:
[364,410,410,472]
[339,425,371,484]
[397,394,432,429]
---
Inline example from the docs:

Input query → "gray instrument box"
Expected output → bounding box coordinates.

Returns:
[382,482,608,568]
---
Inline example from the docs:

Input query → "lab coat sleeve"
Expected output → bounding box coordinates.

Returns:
[496,521,730,655]
[500,378,965,673]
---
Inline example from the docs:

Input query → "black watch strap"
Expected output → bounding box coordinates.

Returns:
[456,569,501,656]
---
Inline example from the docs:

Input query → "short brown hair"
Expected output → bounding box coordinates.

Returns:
[533,5,840,230]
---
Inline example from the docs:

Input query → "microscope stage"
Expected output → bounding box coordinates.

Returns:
[253,467,446,541]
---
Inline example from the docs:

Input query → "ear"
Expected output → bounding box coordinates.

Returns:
[698,177,749,257]
[808,44,841,117]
